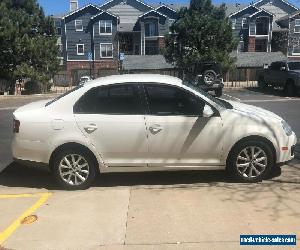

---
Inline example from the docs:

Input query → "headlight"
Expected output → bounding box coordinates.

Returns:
[281,120,292,136]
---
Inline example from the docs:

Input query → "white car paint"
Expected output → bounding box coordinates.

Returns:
[12,74,297,174]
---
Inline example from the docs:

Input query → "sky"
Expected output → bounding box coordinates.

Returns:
[37,0,300,15]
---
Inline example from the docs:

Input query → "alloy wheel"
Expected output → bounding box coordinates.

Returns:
[236,146,267,179]
[59,154,90,186]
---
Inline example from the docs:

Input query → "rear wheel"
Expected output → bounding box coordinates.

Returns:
[52,148,97,190]
[285,81,296,97]
[227,140,274,182]
[258,77,268,89]
[203,70,217,86]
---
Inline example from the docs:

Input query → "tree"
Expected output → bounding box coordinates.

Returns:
[0,0,60,93]
[164,0,237,76]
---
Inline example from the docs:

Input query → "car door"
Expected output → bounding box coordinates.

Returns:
[143,84,223,167]
[73,83,148,167]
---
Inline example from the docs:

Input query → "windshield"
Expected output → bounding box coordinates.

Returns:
[288,62,300,70]
[182,80,231,109]
[45,85,83,106]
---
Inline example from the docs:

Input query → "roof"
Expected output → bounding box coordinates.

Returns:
[253,0,298,11]
[122,55,174,70]
[231,52,287,68]
[249,9,274,18]
[228,5,259,18]
[139,10,168,18]
[86,74,181,87]
[225,4,248,17]
[62,4,101,19]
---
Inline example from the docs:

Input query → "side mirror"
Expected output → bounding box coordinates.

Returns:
[203,104,214,118]
[280,66,286,71]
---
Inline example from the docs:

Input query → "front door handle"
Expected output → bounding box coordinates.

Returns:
[84,124,98,133]
[149,125,162,134]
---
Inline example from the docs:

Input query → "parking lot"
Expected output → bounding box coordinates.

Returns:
[0,88,299,249]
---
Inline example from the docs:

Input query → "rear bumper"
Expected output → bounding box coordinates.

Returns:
[200,82,224,91]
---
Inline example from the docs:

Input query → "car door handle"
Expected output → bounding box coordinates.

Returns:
[149,125,162,134]
[84,124,98,133]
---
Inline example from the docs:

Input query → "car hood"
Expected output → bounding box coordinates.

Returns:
[13,99,51,114]
[225,100,282,121]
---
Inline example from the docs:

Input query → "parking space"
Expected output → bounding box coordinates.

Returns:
[0,89,299,249]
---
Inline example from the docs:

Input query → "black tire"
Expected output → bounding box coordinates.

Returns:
[215,88,222,97]
[52,148,97,190]
[258,77,268,89]
[285,82,296,97]
[203,70,217,86]
[226,140,274,182]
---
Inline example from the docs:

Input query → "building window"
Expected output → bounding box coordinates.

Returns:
[242,18,248,29]
[77,44,84,55]
[294,19,300,33]
[75,20,83,31]
[99,20,112,34]
[256,17,269,35]
[231,19,236,29]
[145,21,158,37]
[100,43,113,58]
[255,39,267,52]
[292,46,300,55]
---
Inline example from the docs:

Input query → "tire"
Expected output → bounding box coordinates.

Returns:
[226,140,274,182]
[52,148,97,190]
[203,70,217,86]
[215,88,222,97]
[258,77,268,89]
[285,82,296,97]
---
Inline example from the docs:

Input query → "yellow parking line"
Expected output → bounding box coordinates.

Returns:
[0,192,51,244]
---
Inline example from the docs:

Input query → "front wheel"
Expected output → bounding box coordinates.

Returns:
[258,77,268,89]
[52,148,97,190]
[227,140,274,182]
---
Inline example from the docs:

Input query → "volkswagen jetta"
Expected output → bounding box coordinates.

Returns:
[12,74,297,189]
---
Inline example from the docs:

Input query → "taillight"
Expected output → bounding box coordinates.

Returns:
[13,119,20,133]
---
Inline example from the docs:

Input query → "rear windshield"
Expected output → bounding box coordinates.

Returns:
[45,85,83,106]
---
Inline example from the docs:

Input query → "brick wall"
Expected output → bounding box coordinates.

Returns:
[158,37,165,50]
[66,60,118,85]
[248,36,255,52]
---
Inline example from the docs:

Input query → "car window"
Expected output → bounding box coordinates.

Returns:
[144,84,205,116]
[74,84,144,114]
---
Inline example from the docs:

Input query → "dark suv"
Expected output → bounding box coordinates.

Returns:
[183,62,224,97]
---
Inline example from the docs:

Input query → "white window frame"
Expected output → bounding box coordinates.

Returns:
[99,20,112,35]
[100,43,113,58]
[292,46,300,55]
[232,19,236,29]
[242,18,248,29]
[77,44,84,55]
[75,20,83,31]
[294,19,300,33]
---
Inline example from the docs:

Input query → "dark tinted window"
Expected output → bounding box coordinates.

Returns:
[145,84,205,116]
[74,84,143,114]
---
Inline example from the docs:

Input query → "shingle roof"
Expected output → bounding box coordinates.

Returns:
[230,51,287,68]
[122,55,174,70]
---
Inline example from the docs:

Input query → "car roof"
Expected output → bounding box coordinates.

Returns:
[84,74,182,88]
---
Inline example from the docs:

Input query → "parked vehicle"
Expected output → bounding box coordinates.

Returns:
[258,61,300,96]
[184,62,224,97]
[78,76,91,85]
[12,74,296,189]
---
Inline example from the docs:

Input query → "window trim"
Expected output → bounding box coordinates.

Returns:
[75,20,83,31]
[294,19,300,33]
[232,19,236,29]
[242,18,248,29]
[292,46,300,55]
[73,83,145,115]
[99,20,112,35]
[142,83,210,117]
[77,44,85,55]
[100,43,113,58]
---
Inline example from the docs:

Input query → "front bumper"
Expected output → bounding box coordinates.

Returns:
[277,132,297,163]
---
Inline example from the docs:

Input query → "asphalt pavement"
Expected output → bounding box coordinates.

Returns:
[0,88,299,249]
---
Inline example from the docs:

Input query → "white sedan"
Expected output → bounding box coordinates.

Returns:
[12,74,297,189]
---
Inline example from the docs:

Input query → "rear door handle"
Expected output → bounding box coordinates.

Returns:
[149,125,162,134]
[84,123,98,133]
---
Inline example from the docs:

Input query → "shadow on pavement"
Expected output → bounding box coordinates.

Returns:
[0,159,290,190]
